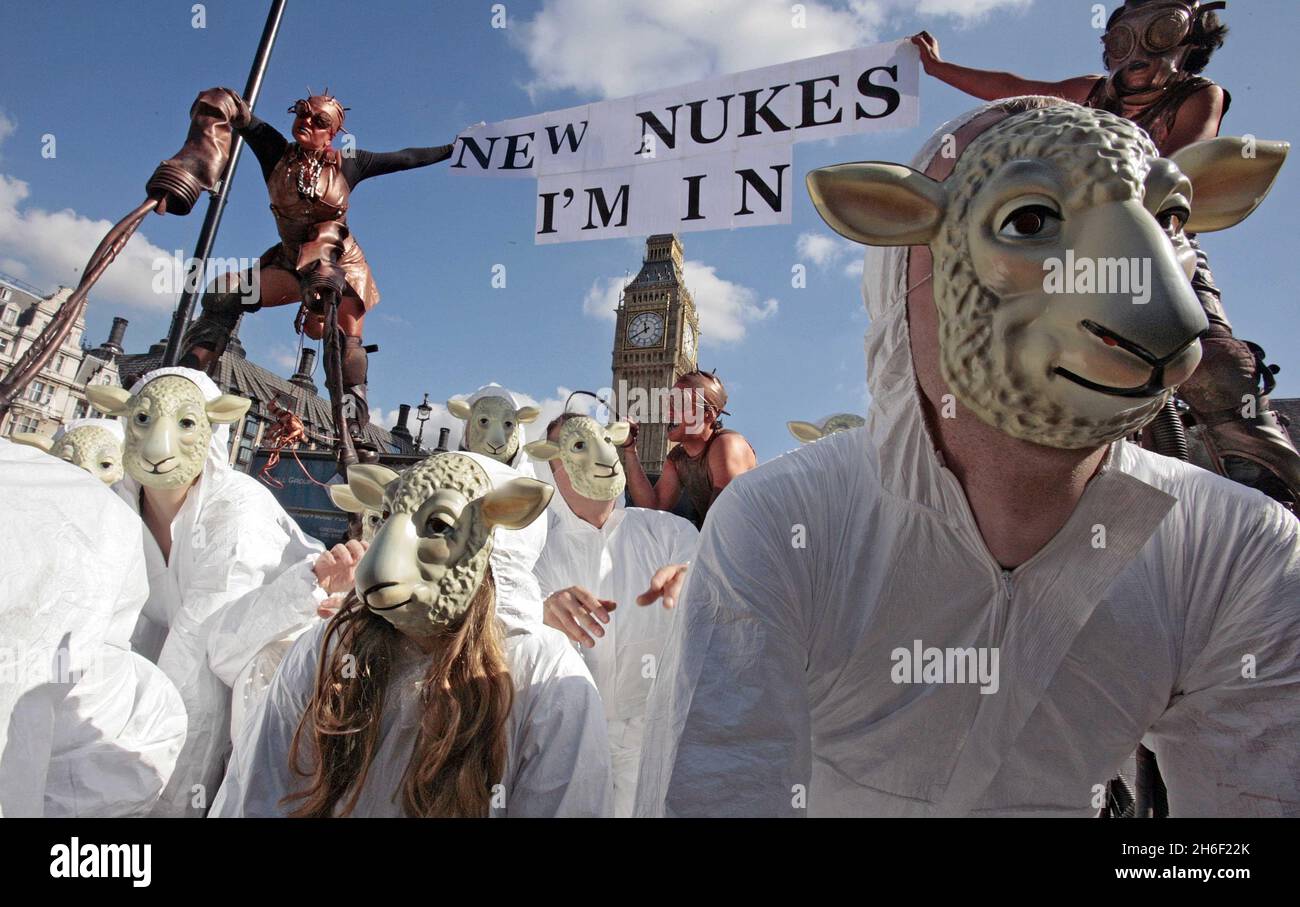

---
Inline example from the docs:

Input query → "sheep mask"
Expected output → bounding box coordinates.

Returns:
[447,388,541,465]
[787,413,866,444]
[86,370,251,489]
[329,471,391,542]
[808,103,1287,448]
[525,415,630,502]
[13,418,126,484]
[343,453,552,635]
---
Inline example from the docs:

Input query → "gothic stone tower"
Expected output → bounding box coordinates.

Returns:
[611,233,699,476]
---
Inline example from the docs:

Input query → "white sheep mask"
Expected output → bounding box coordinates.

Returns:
[524,416,630,502]
[86,375,250,489]
[808,102,1288,449]
[787,413,866,444]
[13,420,125,484]
[328,465,398,542]
[447,393,541,464]
[345,454,552,635]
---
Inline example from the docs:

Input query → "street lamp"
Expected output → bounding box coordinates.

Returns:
[415,392,433,450]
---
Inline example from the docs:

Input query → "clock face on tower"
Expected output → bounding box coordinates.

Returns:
[683,322,696,359]
[627,311,665,348]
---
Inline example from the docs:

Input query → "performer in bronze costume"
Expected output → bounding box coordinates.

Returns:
[912,0,1300,512]
[161,87,456,465]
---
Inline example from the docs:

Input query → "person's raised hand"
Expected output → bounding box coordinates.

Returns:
[636,563,689,610]
[312,539,369,597]
[910,31,942,72]
[543,586,617,648]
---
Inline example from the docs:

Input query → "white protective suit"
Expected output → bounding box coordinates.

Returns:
[533,497,697,816]
[112,368,326,817]
[0,439,186,817]
[634,116,1300,819]
[211,452,613,817]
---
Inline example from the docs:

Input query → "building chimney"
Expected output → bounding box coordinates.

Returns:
[102,317,128,356]
[434,426,451,453]
[225,313,246,359]
[289,347,317,393]
[391,403,414,445]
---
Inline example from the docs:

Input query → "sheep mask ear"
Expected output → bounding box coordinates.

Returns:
[85,385,133,417]
[606,421,630,446]
[447,398,472,420]
[11,432,55,453]
[479,477,553,530]
[206,394,252,424]
[1171,137,1290,233]
[787,420,825,444]
[806,163,948,247]
[524,439,561,461]
[345,464,400,511]
[516,405,542,425]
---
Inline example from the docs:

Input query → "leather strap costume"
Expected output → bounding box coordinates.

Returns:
[1082,9,1300,512]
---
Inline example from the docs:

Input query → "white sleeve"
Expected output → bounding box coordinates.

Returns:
[1145,500,1300,816]
[206,553,325,688]
[506,634,613,817]
[210,624,322,817]
[669,514,700,566]
[635,479,813,817]
[45,649,187,817]
[0,475,141,817]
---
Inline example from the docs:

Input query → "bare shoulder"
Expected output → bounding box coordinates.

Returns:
[1057,74,1105,102]
[709,431,756,460]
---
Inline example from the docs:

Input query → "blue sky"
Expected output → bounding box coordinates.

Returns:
[2,0,1297,463]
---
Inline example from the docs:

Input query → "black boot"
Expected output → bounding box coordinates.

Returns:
[178,286,259,373]
[328,332,379,468]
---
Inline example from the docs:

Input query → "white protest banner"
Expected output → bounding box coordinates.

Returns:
[535,144,794,245]
[449,39,918,243]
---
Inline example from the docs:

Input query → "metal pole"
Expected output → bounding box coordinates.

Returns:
[162,0,288,365]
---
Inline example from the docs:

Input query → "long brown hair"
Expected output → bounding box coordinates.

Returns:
[283,568,514,817]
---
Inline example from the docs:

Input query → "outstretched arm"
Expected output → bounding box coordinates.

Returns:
[344,144,455,186]
[911,31,1098,103]
[236,113,289,182]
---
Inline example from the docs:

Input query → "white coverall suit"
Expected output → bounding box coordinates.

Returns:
[112,368,326,817]
[212,453,614,817]
[0,440,186,817]
[634,147,1300,817]
[533,497,698,816]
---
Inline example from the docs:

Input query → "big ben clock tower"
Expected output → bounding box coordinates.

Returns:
[611,233,699,476]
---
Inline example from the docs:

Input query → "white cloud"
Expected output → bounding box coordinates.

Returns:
[0,172,178,311]
[582,260,777,345]
[515,0,1033,100]
[796,232,846,268]
[266,343,299,373]
[797,230,864,280]
[0,111,16,150]
[582,275,624,322]
[682,260,778,345]
[517,0,882,100]
[916,0,1032,21]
